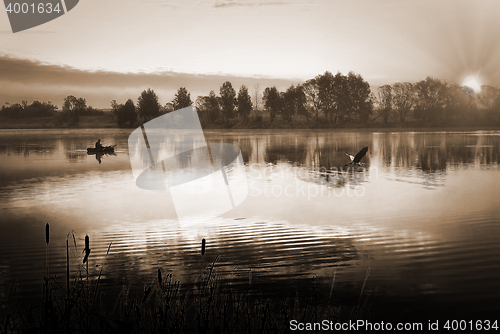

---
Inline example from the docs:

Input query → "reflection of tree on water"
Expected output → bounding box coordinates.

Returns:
[205,136,254,163]
[67,151,88,163]
[302,165,371,190]
[1,142,57,156]
[261,134,372,190]
[373,132,500,189]
[263,134,371,170]
[375,132,500,172]
[130,131,498,191]
[264,136,308,164]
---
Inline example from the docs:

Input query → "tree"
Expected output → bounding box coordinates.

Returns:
[282,85,306,123]
[443,84,473,120]
[220,81,237,120]
[316,71,337,123]
[392,82,415,123]
[195,90,221,124]
[263,86,283,122]
[172,87,192,110]
[377,85,393,123]
[302,79,322,123]
[207,90,221,123]
[63,95,86,125]
[75,98,86,112]
[26,101,57,117]
[413,77,447,122]
[237,85,253,121]
[345,72,373,123]
[0,100,57,119]
[115,99,137,127]
[477,85,500,119]
[491,93,500,122]
[333,72,352,123]
[295,85,309,122]
[137,89,160,122]
[111,100,119,120]
[195,96,209,124]
[162,102,174,115]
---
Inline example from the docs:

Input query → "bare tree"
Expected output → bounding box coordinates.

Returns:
[253,83,261,118]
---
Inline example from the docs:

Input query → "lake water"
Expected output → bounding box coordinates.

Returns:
[0,128,499,322]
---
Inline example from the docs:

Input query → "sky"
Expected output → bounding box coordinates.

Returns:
[1,0,500,108]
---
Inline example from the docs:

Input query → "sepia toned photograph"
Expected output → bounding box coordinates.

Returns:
[1,0,499,333]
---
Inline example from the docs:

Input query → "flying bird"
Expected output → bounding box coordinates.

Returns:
[344,147,368,167]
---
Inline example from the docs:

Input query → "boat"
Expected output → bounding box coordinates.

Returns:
[87,145,116,154]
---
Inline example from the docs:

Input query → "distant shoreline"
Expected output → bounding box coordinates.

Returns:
[1,115,499,132]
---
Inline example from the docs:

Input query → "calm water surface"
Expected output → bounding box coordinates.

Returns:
[0,128,499,321]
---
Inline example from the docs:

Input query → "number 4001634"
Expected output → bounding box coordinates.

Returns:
[6,2,61,14]
[443,320,498,331]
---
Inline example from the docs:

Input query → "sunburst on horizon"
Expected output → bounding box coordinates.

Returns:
[462,76,482,93]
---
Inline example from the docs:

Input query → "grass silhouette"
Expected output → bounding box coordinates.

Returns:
[0,227,373,334]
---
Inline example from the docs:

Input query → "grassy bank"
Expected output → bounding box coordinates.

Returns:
[1,112,499,130]
[0,114,116,129]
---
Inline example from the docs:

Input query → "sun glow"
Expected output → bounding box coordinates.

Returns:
[463,76,482,93]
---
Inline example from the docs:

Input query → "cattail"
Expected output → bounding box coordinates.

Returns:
[201,238,206,256]
[83,235,91,264]
[45,223,50,278]
[157,268,162,286]
[45,223,49,244]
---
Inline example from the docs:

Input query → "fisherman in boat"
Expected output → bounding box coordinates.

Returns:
[95,139,103,150]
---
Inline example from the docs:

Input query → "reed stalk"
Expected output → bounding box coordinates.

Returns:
[357,267,370,305]
[202,238,206,271]
[66,238,69,299]
[45,223,49,277]
[92,242,112,311]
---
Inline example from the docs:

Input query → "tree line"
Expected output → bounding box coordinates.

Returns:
[111,87,194,127]
[194,71,372,126]
[0,96,102,125]
[1,100,58,119]
[2,71,500,127]
[112,72,500,128]
[376,77,500,124]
